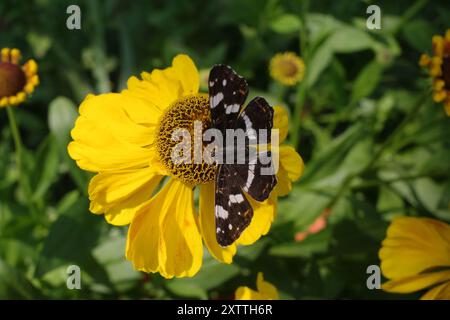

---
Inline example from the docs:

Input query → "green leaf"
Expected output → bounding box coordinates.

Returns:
[48,96,90,192]
[351,61,384,104]
[277,188,330,228]
[0,259,43,299]
[377,186,404,214]
[328,27,376,53]
[300,123,367,184]
[165,281,208,300]
[165,257,240,298]
[270,14,302,34]
[48,96,78,150]
[31,135,60,201]
[269,229,331,258]
[402,19,433,52]
[35,198,110,286]
[306,41,333,87]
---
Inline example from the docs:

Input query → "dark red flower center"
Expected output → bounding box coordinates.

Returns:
[442,56,450,90]
[0,62,26,97]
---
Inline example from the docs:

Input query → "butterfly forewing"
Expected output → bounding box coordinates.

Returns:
[215,165,253,247]
[236,96,274,144]
[208,65,248,134]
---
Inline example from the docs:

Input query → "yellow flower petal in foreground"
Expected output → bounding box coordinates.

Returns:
[269,52,305,86]
[379,216,450,300]
[419,29,450,116]
[126,179,203,278]
[0,48,39,107]
[235,272,279,300]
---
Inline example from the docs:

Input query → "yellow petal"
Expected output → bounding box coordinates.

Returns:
[279,145,304,182]
[235,286,265,300]
[273,106,289,143]
[445,99,450,117]
[421,281,450,300]
[433,79,445,91]
[126,179,203,278]
[432,35,444,56]
[169,54,199,95]
[68,93,160,172]
[273,145,304,196]
[419,54,430,67]
[382,270,450,293]
[256,272,279,299]
[379,217,450,280]
[429,57,442,77]
[274,167,292,196]
[236,196,276,246]
[198,182,237,263]
[433,90,447,103]
[88,167,163,226]
[77,93,158,145]
[235,273,279,300]
[124,54,199,112]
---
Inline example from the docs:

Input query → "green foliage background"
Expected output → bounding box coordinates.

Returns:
[0,0,449,299]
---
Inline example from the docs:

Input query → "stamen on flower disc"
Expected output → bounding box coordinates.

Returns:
[156,94,217,186]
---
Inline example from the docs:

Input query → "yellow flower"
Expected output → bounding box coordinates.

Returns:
[379,216,450,300]
[235,272,279,300]
[419,29,450,116]
[68,54,304,278]
[269,52,305,86]
[0,48,39,107]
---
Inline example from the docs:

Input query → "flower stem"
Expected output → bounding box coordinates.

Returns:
[290,0,310,149]
[6,106,23,164]
[6,106,37,216]
[291,82,307,149]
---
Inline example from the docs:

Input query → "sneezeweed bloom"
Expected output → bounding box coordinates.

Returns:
[0,48,39,107]
[419,29,450,116]
[379,216,450,300]
[269,52,305,86]
[235,272,279,300]
[68,54,304,278]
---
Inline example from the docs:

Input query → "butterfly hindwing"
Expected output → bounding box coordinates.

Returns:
[234,97,277,201]
[208,65,249,134]
[215,165,253,247]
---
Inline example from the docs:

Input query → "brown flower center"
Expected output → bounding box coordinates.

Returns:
[0,62,26,98]
[442,56,450,90]
[156,94,217,186]
[279,60,299,78]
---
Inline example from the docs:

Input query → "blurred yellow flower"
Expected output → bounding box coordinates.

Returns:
[419,29,450,116]
[68,54,304,278]
[269,52,305,86]
[0,48,39,107]
[379,216,450,300]
[235,272,279,300]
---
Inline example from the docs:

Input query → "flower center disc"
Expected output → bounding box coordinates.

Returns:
[0,62,26,98]
[442,56,450,90]
[156,94,217,186]
[279,60,300,77]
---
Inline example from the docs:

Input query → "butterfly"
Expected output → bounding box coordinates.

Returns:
[208,65,277,247]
